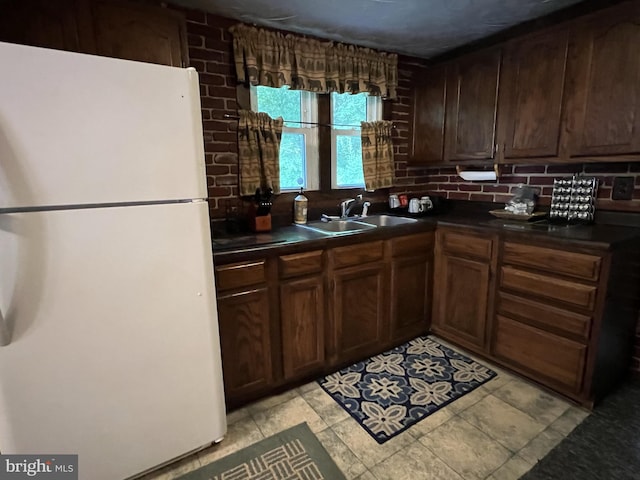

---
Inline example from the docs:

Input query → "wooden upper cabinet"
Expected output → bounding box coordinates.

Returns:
[497,27,569,161]
[0,0,95,53]
[91,0,188,67]
[0,0,188,67]
[409,64,447,164]
[562,1,640,158]
[444,47,501,162]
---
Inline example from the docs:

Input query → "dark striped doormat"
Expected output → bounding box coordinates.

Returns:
[177,423,346,480]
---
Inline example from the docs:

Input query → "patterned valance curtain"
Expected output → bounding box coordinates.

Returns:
[237,110,283,196]
[361,121,395,191]
[229,23,398,99]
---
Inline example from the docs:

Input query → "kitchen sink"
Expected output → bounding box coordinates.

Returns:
[356,214,418,227]
[295,214,418,235]
[295,219,377,235]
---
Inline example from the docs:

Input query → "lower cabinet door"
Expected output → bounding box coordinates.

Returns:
[390,254,431,343]
[492,315,587,394]
[217,288,273,404]
[332,263,386,365]
[432,253,490,351]
[280,276,324,381]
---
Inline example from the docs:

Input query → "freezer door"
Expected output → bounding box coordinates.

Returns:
[0,42,207,209]
[0,202,226,479]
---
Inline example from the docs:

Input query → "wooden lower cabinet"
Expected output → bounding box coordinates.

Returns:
[330,263,386,365]
[278,250,325,381]
[389,254,430,341]
[217,288,273,405]
[494,239,599,399]
[213,225,639,408]
[431,228,496,353]
[215,259,276,407]
[493,315,587,393]
[389,233,434,344]
[490,238,640,406]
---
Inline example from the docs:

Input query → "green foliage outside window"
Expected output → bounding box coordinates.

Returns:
[332,92,368,188]
[256,86,306,189]
[332,92,367,129]
[256,86,301,126]
[254,87,370,190]
[336,135,365,187]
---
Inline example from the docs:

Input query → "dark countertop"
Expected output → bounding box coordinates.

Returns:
[211,204,640,262]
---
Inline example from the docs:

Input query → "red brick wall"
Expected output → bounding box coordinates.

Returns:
[179,9,238,218]
[391,162,640,211]
[389,58,416,189]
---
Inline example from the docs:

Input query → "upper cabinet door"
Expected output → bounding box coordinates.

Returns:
[562,1,640,158]
[444,47,501,162]
[0,0,95,53]
[497,27,569,161]
[409,64,447,164]
[92,0,188,67]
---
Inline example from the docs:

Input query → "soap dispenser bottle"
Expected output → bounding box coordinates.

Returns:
[293,187,308,224]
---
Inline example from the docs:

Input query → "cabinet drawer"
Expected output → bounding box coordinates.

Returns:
[331,241,384,269]
[439,230,493,261]
[501,266,597,310]
[279,250,323,279]
[497,292,591,340]
[503,242,601,281]
[215,260,266,291]
[390,232,434,257]
[493,315,586,393]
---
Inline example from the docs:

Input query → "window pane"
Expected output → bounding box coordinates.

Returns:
[280,132,306,190]
[256,86,301,127]
[335,135,365,187]
[332,92,367,129]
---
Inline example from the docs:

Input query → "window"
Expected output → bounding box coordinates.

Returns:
[251,86,382,191]
[251,86,319,191]
[331,92,382,189]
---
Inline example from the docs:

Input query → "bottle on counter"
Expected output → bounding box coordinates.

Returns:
[293,187,308,224]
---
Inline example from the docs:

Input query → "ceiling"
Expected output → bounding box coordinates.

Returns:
[169,0,584,58]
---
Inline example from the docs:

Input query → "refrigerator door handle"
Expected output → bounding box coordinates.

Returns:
[0,307,10,346]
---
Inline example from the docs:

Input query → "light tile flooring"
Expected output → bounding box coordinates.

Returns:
[142,339,590,480]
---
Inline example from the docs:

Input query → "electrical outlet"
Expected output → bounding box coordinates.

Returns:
[612,176,634,200]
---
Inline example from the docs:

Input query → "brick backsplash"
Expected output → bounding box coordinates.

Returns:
[391,162,640,211]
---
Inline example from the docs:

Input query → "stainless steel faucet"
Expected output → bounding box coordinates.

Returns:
[340,194,364,219]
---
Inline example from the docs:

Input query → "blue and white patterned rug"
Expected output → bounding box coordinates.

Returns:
[317,335,497,443]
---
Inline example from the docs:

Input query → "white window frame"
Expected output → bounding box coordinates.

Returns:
[330,94,382,189]
[250,86,319,191]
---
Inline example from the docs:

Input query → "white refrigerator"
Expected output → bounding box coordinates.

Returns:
[0,42,226,479]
